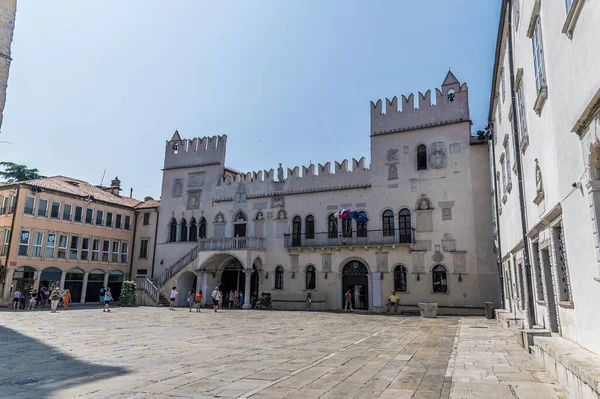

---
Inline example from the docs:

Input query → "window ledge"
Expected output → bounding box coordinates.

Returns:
[562,0,584,39]
[503,133,509,147]
[512,161,518,174]
[520,134,530,153]
[506,181,513,193]
[558,301,574,309]
[533,190,545,205]
[502,193,507,204]
[594,277,600,283]
[536,299,546,305]
[533,85,548,115]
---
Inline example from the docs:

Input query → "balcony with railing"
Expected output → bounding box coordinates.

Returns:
[284,228,414,249]
[197,236,266,251]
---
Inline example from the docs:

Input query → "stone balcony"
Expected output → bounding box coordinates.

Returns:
[197,236,266,252]
[284,228,414,250]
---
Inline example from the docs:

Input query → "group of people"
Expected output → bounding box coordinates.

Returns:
[168,286,267,312]
[10,285,114,313]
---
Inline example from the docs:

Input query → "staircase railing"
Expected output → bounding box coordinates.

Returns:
[157,245,200,287]
[136,277,160,305]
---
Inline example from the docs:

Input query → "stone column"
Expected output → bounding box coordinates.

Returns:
[32,272,41,293]
[103,272,109,289]
[59,271,67,291]
[337,274,343,310]
[2,268,15,305]
[80,272,89,303]
[242,270,252,309]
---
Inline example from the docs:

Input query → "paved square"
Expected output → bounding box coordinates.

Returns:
[0,307,566,398]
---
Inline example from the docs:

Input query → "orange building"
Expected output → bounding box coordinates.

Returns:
[0,175,157,305]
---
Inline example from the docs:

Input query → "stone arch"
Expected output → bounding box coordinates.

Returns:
[305,264,317,290]
[176,271,198,307]
[337,256,372,274]
[214,213,225,223]
[232,210,247,223]
[198,252,246,272]
[416,143,428,170]
[416,196,432,210]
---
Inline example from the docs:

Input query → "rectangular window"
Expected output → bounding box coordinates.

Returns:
[106,212,113,228]
[517,82,528,139]
[24,197,35,215]
[1,229,9,255]
[532,17,546,93]
[63,204,72,221]
[44,233,56,258]
[497,96,502,122]
[102,239,110,262]
[81,237,90,261]
[139,239,148,258]
[1,196,7,214]
[143,212,150,226]
[74,206,83,223]
[18,230,30,256]
[38,199,48,217]
[96,210,104,226]
[92,238,100,262]
[112,241,120,263]
[50,201,61,219]
[136,269,148,276]
[8,196,16,213]
[124,215,131,230]
[32,231,44,257]
[505,145,512,183]
[69,235,79,260]
[85,208,94,224]
[121,242,129,264]
[57,235,68,259]
[501,160,506,195]
[115,214,122,229]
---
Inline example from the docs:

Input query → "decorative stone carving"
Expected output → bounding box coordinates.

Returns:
[432,249,444,263]
[410,179,418,192]
[215,213,225,223]
[417,197,432,210]
[388,164,398,180]
[429,142,447,169]
[449,143,461,154]
[270,196,285,208]
[322,253,332,272]
[277,163,284,182]
[441,234,457,252]
[442,208,452,220]
[172,179,183,198]
[187,190,201,210]
[266,211,274,220]
[403,146,409,155]
[533,159,545,205]
[278,210,287,219]
[188,172,205,188]
[290,254,299,273]
[235,185,247,204]
[387,149,399,161]
[255,212,264,220]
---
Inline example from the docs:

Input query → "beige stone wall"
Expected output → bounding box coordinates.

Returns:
[131,208,158,278]
[0,0,16,130]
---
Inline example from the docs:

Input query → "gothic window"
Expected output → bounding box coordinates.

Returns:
[382,210,395,237]
[448,89,455,103]
[357,211,368,238]
[180,219,188,242]
[292,216,302,247]
[394,265,407,292]
[432,265,448,293]
[328,214,338,239]
[305,215,315,239]
[417,145,428,170]
[189,218,198,241]
[306,265,316,290]
[199,217,207,239]
[398,209,412,243]
[169,218,177,242]
[274,266,284,289]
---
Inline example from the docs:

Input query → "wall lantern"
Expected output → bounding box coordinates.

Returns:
[324,272,328,279]
[265,272,269,280]
[416,273,421,281]
[458,273,463,282]
[211,272,216,278]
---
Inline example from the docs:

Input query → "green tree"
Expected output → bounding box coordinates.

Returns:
[0,162,44,183]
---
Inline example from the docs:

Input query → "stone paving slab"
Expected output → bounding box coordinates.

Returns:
[0,307,566,398]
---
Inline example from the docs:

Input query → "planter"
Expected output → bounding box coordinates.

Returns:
[418,303,438,318]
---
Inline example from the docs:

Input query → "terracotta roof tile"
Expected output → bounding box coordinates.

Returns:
[19,176,143,209]
[135,200,160,209]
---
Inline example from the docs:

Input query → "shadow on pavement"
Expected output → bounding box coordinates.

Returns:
[0,325,128,398]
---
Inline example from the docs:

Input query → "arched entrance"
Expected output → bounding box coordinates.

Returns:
[220,259,244,307]
[107,271,124,301]
[11,266,36,305]
[177,271,197,307]
[342,261,369,310]
[64,268,84,302]
[40,267,62,291]
[86,269,105,302]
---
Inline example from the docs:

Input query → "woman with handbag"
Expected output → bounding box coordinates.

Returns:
[103,288,113,312]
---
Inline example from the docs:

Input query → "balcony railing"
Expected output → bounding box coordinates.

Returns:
[284,228,414,248]
[198,236,266,251]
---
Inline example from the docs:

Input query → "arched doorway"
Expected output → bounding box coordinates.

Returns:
[342,261,369,310]
[220,259,245,307]
[107,271,124,301]
[11,266,36,305]
[40,267,62,291]
[64,268,84,302]
[177,271,197,307]
[86,269,105,302]
[233,212,247,238]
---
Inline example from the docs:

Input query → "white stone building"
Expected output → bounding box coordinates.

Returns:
[140,72,499,314]
[488,0,600,395]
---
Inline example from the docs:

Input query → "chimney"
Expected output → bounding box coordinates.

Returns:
[109,176,121,196]
[130,188,133,198]
[144,196,154,201]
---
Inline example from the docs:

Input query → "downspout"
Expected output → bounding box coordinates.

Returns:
[150,208,159,279]
[507,0,535,328]
[487,126,506,309]
[128,211,138,280]
[2,185,20,298]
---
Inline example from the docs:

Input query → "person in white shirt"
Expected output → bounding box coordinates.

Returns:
[212,287,220,312]
[13,288,21,310]
[169,287,178,310]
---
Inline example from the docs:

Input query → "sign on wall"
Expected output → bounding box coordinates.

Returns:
[372,272,381,307]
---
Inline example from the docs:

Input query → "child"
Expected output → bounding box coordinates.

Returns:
[169,287,178,310]
[28,295,37,310]
[195,290,203,312]
[63,289,71,311]
[187,291,195,312]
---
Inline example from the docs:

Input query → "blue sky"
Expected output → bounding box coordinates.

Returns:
[1,1,500,199]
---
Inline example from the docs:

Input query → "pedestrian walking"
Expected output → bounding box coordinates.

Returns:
[212,286,220,312]
[228,290,235,309]
[50,288,61,313]
[344,288,353,311]
[195,290,203,312]
[28,294,37,310]
[99,286,106,306]
[103,287,113,312]
[187,290,195,312]
[239,291,244,307]
[306,291,312,311]
[219,290,224,309]
[169,287,178,310]
[233,290,240,308]
[12,287,21,310]
[63,289,71,311]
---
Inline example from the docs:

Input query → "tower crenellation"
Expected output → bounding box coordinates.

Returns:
[164,131,227,169]
[370,71,470,136]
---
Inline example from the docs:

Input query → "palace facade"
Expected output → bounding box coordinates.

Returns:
[141,72,499,314]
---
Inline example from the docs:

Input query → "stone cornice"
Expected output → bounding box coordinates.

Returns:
[213,183,372,203]
[163,161,220,171]
[371,119,470,137]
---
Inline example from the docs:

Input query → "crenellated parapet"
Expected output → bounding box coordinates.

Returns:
[164,131,227,169]
[370,71,470,136]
